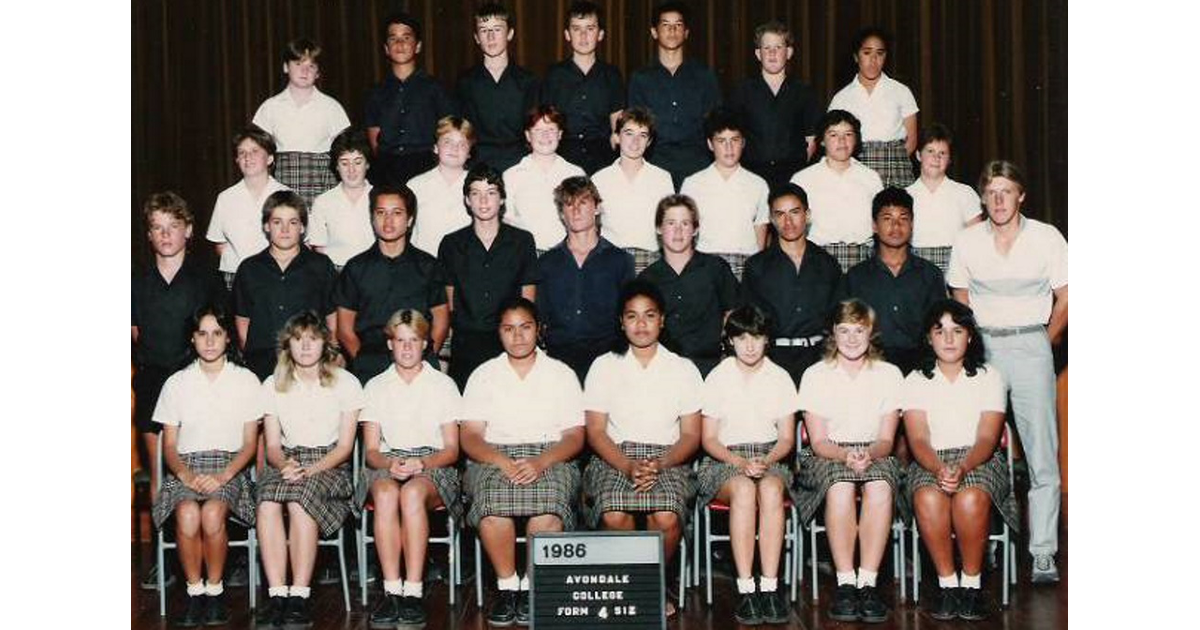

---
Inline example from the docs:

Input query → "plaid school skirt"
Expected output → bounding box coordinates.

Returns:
[353,446,463,522]
[695,442,797,508]
[709,252,749,282]
[625,248,661,275]
[859,140,915,188]
[275,151,339,206]
[464,443,581,530]
[820,242,872,273]
[906,446,1020,532]
[795,441,904,523]
[152,450,257,528]
[911,246,952,275]
[583,442,695,528]
[257,444,354,536]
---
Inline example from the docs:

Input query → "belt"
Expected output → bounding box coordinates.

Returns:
[774,335,824,348]
[980,324,1044,337]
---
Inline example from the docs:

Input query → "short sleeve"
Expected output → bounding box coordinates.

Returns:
[437,238,459,286]
[232,269,252,317]
[251,100,272,134]
[206,197,227,243]
[234,371,265,423]
[700,372,724,419]
[945,233,970,289]
[424,258,448,307]
[752,178,770,225]
[554,367,586,430]
[152,375,182,426]
[331,264,360,311]
[306,201,330,247]
[517,233,541,286]
[897,83,920,118]
[979,367,1008,413]
[1047,227,1068,289]
[461,368,492,422]
[328,102,351,138]
[675,361,704,415]
[796,365,828,416]
[259,379,279,418]
[334,371,366,413]
[582,356,613,413]
[715,259,740,311]
[435,378,464,425]
[766,370,801,419]
[959,186,983,224]
[878,365,904,412]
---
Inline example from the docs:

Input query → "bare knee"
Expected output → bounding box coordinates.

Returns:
[913,487,948,521]
[757,476,785,508]
[648,511,681,536]
[399,481,430,513]
[176,501,201,536]
[527,514,563,534]
[862,480,893,507]
[200,502,228,535]
[952,488,990,517]
[728,476,758,508]
[601,511,634,530]
[371,479,401,512]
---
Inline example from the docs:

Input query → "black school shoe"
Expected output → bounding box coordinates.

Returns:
[515,590,531,626]
[734,592,763,625]
[256,595,287,627]
[283,596,313,629]
[829,584,860,621]
[927,586,960,621]
[369,593,402,628]
[487,591,518,627]
[203,593,230,626]
[857,586,890,623]
[173,594,207,628]
[957,588,989,621]
[759,590,791,625]
[397,595,427,626]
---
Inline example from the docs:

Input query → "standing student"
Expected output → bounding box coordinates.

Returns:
[357,310,462,627]
[502,105,586,252]
[307,127,375,270]
[905,123,983,273]
[591,107,675,273]
[256,311,363,628]
[583,280,702,619]
[728,20,823,192]
[828,26,919,188]
[696,304,798,625]
[364,11,456,188]
[409,116,476,256]
[150,306,260,627]
[460,298,586,627]
[456,2,541,174]
[206,126,290,288]
[627,1,721,190]
[947,160,1067,584]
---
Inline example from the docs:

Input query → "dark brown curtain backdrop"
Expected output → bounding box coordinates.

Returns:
[132,0,1066,267]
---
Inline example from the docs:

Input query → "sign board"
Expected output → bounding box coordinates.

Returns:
[529,531,665,630]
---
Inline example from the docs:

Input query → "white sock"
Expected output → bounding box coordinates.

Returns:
[403,581,424,598]
[938,574,960,588]
[759,576,778,593]
[736,577,756,594]
[961,573,982,589]
[519,575,530,591]
[268,586,289,598]
[186,581,206,596]
[383,579,403,596]
[204,581,224,596]
[497,574,520,591]
[856,569,878,588]
[289,585,311,599]
[836,571,857,587]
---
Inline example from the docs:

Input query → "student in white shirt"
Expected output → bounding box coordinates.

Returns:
[696,304,798,625]
[502,105,587,251]
[255,311,363,628]
[358,309,462,627]
[796,299,903,623]
[151,305,261,627]
[905,123,982,272]
[307,127,375,268]
[904,299,1017,622]
[409,116,476,257]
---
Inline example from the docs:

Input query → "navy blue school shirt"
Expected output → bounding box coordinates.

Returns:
[437,223,540,334]
[728,74,822,189]
[131,255,228,370]
[536,237,634,352]
[845,251,946,352]
[364,69,457,158]
[232,246,338,355]
[637,252,739,363]
[331,242,446,354]
[542,58,624,172]
[456,63,541,173]
[741,241,845,339]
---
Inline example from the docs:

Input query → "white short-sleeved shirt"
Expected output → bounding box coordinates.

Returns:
[584,346,704,446]
[906,177,982,248]
[681,164,770,255]
[261,368,365,448]
[828,73,920,143]
[903,365,1007,451]
[362,365,462,452]
[502,155,587,250]
[461,350,585,445]
[153,361,263,454]
[790,158,883,245]
[408,167,470,256]
[206,177,290,273]
[593,160,675,251]
[946,217,1068,328]
[701,356,800,446]
[307,184,375,266]
[797,359,903,443]
[252,88,352,153]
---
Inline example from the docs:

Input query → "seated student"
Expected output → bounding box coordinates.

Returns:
[903,300,1018,622]
[502,105,587,252]
[790,110,884,272]
[307,127,375,270]
[905,123,983,273]
[637,194,739,377]
[252,38,351,205]
[409,116,476,257]
[206,126,290,288]
[256,311,363,628]
[460,298,586,627]
[357,309,462,627]
[696,304,798,626]
[796,299,903,624]
[151,305,260,627]
[583,280,702,618]
[680,108,770,280]
[591,107,675,273]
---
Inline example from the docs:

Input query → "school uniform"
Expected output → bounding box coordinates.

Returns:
[408,167,470,257]
[828,73,919,188]
[591,159,674,273]
[637,253,740,376]
[680,164,770,279]
[906,176,982,273]
[206,177,291,279]
[252,87,350,204]
[307,183,375,268]
[789,158,884,272]
[502,155,586,251]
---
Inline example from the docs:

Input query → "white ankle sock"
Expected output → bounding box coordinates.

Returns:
[836,571,857,587]
[289,585,311,598]
[383,579,403,596]
[403,580,424,597]
[736,577,756,594]
[519,575,530,591]
[759,576,778,593]
[856,569,878,588]
[204,581,224,596]
[268,586,289,598]
[961,573,982,589]
[497,574,520,591]
[186,581,206,596]
[938,574,960,588]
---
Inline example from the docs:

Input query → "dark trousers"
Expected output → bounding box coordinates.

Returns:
[769,345,824,387]
[368,151,437,188]
[560,138,617,175]
[448,329,504,392]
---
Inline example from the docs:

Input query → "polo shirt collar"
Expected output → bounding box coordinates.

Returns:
[869,249,918,275]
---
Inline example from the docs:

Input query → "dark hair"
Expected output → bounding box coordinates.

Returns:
[463,164,507,219]
[917,122,954,152]
[768,183,809,211]
[615,107,657,143]
[283,38,323,65]
[142,191,193,230]
[186,303,242,366]
[654,193,699,229]
[871,186,914,221]
[652,1,690,27]
[553,175,602,212]
[611,279,668,355]
[916,299,988,378]
[753,20,792,47]
[233,124,277,159]
[328,127,371,178]
[721,304,772,356]
[261,190,309,227]
[566,1,604,30]
[382,11,423,43]
[369,184,419,225]
[852,26,892,58]
[524,104,566,132]
[475,2,513,27]
[814,109,862,161]
[498,296,539,326]
[703,107,745,140]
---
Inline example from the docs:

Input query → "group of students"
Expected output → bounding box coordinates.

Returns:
[133,0,1069,628]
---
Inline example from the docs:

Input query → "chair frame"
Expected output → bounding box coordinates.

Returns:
[702,497,801,605]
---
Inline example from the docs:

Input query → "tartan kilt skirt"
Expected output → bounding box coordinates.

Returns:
[274,151,339,206]
[859,140,915,188]
[695,442,797,508]
[795,442,904,523]
[353,445,463,522]
[625,247,661,275]
[820,242,872,273]
[583,442,695,528]
[911,246,952,275]
[257,444,354,536]
[464,443,581,530]
[906,446,1020,532]
[152,450,257,528]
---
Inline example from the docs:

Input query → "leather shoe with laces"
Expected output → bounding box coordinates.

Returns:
[957,587,990,621]
[857,585,890,623]
[398,595,427,625]
[173,594,206,628]
[829,584,859,621]
[203,593,230,626]
[734,591,762,625]
[927,586,959,621]
[368,593,401,628]
[283,595,312,629]
[758,589,790,624]
[487,591,518,627]
[515,590,531,626]
[256,595,287,627]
